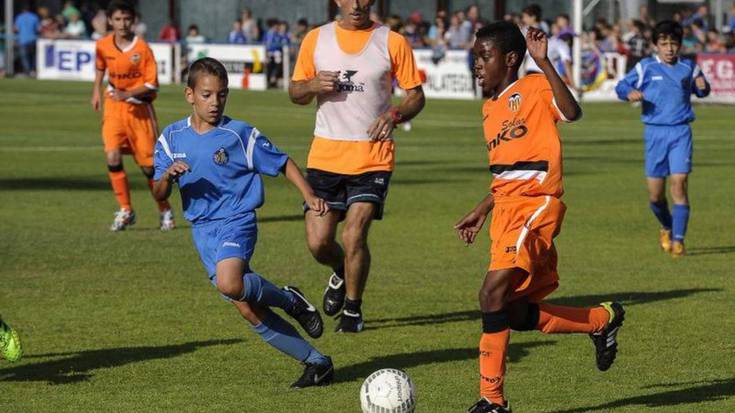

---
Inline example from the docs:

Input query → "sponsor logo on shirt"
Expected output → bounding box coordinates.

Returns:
[222,241,241,248]
[486,118,529,151]
[213,147,229,165]
[337,70,365,93]
[652,75,663,80]
[508,92,522,112]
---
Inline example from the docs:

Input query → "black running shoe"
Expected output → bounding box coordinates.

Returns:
[590,301,625,372]
[283,286,323,339]
[290,356,334,389]
[467,398,512,413]
[323,273,346,316]
[334,309,364,333]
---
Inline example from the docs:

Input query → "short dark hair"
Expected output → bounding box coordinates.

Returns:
[106,0,136,18]
[522,4,542,20]
[653,20,683,43]
[187,57,229,88]
[475,21,527,69]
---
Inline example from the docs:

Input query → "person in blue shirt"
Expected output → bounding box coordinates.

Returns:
[13,5,40,76]
[152,57,334,388]
[615,20,710,257]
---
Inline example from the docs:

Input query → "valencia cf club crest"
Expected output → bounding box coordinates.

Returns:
[213,147,229,165]
[130,53,141,65]
[508,92,522,112]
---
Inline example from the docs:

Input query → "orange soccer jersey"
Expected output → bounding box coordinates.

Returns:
[483,74,573,301]
[96,34,159,166]
[292,23,422,175]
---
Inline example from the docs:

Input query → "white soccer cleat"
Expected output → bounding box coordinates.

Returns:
[110,209,136,232]
[159,209,175,231]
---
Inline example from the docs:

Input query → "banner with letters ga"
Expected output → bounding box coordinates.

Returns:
[185,43,267,90]
[412,49,477,100]
[697,54,735,104]
[36,39,174,84]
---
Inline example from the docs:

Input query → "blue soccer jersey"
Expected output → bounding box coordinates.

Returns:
[154,116,289,224]
[615,55,710,125]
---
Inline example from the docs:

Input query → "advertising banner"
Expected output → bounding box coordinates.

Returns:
[697,54,735,103]
[186,43,267,90]
[412,49,477,100]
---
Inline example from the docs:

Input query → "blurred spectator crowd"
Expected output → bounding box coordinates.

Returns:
[6,1,735,81]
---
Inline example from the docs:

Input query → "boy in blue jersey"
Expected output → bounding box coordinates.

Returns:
[152,58,333,388]
[615,20,710,257]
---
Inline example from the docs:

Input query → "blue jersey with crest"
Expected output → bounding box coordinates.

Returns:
[154,116,288,224]
[615,55,710,125]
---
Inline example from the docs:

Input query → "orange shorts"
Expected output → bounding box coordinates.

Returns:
[102,102,159,167]
[488,195,566,302]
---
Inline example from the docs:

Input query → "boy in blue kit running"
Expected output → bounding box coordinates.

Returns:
[615,20,710,257]
[152,57,333,388]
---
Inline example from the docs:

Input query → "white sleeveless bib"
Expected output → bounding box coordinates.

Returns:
[313,23,392,141]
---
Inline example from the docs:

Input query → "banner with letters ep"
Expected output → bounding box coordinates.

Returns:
[36,39,174,84]
[185,43,267,90]
[697,54,735,104]
[412,49,476,100]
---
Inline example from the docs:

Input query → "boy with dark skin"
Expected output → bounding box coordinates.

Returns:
[456,22,624,412]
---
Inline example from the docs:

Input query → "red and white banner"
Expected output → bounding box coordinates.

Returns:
[697,54,735,104]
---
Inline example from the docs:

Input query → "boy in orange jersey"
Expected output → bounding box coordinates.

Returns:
[455,22,625,413]
[90,0,174,231]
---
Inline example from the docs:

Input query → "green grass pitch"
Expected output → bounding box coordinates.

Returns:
[0,78,733,412]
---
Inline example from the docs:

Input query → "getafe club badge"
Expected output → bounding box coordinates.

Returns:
[130,53,141,65]
[213,147,229,165]
[508,92,522,112]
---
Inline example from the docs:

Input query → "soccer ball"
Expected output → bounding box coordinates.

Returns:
[360,368,416,413]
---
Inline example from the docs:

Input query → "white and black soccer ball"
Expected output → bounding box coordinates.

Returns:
[360,368,416,413]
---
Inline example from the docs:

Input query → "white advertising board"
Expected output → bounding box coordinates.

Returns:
[36,39,174,84]
[186,43,267,90]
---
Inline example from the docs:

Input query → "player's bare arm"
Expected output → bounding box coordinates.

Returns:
[454,194,495,245]
[288,71,340,105]
[282,158,328,216]
[109,84,157,102]
[91,69,105,111]
[152,161,190,201]
[367,86,425,141]
[526,27,582,121]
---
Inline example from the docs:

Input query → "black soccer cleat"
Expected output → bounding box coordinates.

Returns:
[290,356,334,389]
[283,286,324,339]
[322,273,346,316]
[590,301,625,372]
[467,398,512,413]
[334,309,364,333]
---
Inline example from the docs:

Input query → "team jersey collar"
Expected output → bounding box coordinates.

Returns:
[116,35,138,53]
[186,116,226,135]
[495,79,520,99]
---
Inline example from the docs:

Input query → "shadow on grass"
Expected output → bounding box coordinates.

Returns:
[366,288,721,330]
[0,177,148,191]
[0,338,242,385]
[546,378,735,412]
[687,246,735,256]
[259,214,305,223]
[334,341,555,383]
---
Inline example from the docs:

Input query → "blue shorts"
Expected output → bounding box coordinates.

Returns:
[644,124,692,178]
[191,212,257,287]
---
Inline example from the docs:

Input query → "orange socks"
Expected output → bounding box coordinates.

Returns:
[536,303,610,334]
[147,178,171,212]
[479,329,510,405]
[108,170,131,210]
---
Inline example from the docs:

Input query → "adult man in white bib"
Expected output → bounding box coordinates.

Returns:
[289,0,425,333]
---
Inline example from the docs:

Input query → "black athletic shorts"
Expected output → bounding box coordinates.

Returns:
[304,168,392,220]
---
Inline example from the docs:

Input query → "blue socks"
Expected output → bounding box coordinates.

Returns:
[253,310,329,365]
[240,272,296,311]
[649,201,673,230]
[672,204,690,242]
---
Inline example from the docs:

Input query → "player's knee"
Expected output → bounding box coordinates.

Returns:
[509,303,540,331]
[216,277,243,301]
[307,236,333,260]
[106,151,122,166]
[341,226,367,253]
[478,285,506,310]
